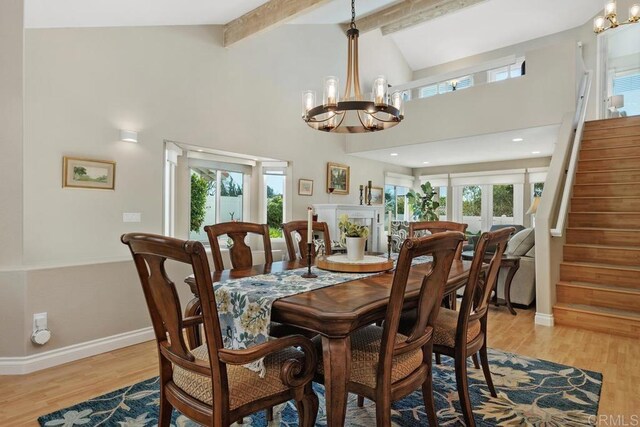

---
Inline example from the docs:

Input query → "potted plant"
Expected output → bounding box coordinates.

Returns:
[338,214,370,261]
[407,181,440,221]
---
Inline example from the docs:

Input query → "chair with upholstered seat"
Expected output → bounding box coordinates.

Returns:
[430,227,512,427]
[205,222,273,271]
[122,233,318,427]
[315,231,464,426]
[282,220,332,261]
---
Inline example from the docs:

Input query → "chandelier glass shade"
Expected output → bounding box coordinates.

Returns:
[302,0,404,133]
[593,1,640,33]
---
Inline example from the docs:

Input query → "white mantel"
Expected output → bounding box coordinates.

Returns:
[313,204,384,252]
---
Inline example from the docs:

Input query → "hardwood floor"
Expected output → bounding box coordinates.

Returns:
[1,307,639,425]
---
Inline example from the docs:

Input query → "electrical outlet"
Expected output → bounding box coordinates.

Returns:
[33,312,47,332]
[123,212,142,223]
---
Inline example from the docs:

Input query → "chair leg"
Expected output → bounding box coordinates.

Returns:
[472,352,480,369]
[450,293,457,311]
[435,353,441,365]
[296,385,319,427]
[357,395,365,407]
[454,355,475,427]
[422,347,439,427]
[158,391,173,427]
[479,345,497,398]
[266,407,274,421]
[375,395,392,427]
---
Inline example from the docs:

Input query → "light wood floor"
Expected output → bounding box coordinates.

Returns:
[1,307,638,425]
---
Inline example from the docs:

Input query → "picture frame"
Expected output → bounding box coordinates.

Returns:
[63,157,116,190]
[298,178,313,196]
[327,162,350,195]
[368,186,384,205]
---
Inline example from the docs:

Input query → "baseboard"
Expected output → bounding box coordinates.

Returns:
[0,327,154,375]
[535,312,555,327]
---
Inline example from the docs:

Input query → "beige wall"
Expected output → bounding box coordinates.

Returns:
[1,24,412,358]
[413,157,551,176]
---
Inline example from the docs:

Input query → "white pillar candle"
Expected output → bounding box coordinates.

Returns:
[387,211,392,236]
[307,208,313,244]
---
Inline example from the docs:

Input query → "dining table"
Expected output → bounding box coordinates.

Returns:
[184,257,476,427]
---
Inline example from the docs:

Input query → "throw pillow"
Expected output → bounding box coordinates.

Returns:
[507,228,535,256]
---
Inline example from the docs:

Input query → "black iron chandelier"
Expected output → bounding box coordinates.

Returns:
[301,0,404,133]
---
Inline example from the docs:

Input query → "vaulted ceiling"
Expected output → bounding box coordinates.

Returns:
[25,0,603,71]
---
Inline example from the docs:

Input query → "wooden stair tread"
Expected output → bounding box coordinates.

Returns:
[573,181,640,186]
[576,168,640,173]
[585,116,640,128]
[554,303,640,320]
[581,144,640,151]
[557,281,640,295]
[567,227,640,232]
[581,132,640,141]
[561,261,640,272]
[571,196,640,199]
[579,155,640,162]
[564,243,640,250]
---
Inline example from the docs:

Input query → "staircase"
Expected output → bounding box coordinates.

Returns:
[554,115,640,338]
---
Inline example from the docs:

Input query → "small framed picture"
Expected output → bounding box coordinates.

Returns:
[298,179,313,196]
[368,186,384,205]
[327,162,350,195]
[63,157,116,190]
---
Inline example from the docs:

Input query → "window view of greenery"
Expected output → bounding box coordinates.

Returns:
[265,174,285,238]
[385,185,410,228]
[534,182,544,197]
[437,187,447,218]
[189,168,243,242]
[462,186,482,216]
[493,184,514,223]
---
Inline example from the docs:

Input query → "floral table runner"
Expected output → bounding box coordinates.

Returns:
[212,255,432,376]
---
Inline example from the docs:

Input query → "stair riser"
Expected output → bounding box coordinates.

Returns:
[557,285,640,312]
[554,307,640,338]
[566,229,640,247]
[564,246,640,267]
[561,264,640,289]
[581,135,640,149]
[585,116,640,131]
[569,213,640,229]
[582,126,640,141]
[573,184,640,197]
[580,146,640,160]
[578,158,640,172]
[572,198,640,212]
[575,170,640,184]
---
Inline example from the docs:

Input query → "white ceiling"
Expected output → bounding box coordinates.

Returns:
[348,125,559,168]
[289,0,399,25]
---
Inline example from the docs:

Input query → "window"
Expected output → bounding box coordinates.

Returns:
[487,58,525,82]
[438,75,473,93]
[384,184,410,227]
[436,186,447,220]
[492,184,514,225]
[265,173,285,238]
[189,167,244,242]
[613,71,640,116]
[418,84,438,99]
[462,185,482,233]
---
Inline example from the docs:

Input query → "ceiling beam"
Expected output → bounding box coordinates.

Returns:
[355,0,487,35]
[224,0,331,47]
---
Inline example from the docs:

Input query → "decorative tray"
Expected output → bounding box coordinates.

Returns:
[315,254,394,273]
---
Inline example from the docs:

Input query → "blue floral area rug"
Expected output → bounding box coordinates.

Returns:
[38,348,602,426]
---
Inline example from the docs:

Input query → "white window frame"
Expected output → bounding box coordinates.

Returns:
[262,161,289,240]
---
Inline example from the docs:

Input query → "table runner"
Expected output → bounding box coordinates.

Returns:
[213,255,432,376]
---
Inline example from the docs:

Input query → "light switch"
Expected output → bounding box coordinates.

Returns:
[123,212,142,223]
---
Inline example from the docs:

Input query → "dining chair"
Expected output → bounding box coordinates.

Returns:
[122,232,318,427]
[282,220,332,261]
[428,227,512,427]
[315,231,464,427]
[204,222,273,271]
[408,221,468,311]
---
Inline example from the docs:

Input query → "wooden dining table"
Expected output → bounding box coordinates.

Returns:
[185,258,475,427]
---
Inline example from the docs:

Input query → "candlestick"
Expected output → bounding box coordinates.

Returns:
[367,181,372,206]
[359,185,364,205]
[387,234,392,260]
[301,242,318,278]
[307,208,313,244]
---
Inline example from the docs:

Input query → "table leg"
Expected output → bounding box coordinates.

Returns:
[321,336,351,427]
[503,263,520,316]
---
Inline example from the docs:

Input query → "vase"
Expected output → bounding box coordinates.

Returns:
[345,236,366,261]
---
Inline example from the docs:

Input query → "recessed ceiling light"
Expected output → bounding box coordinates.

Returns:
[390,153,398,156]
[422,161,430,164]
[531,151,541,154]
[512,138,524,142]
[197,149,204,152]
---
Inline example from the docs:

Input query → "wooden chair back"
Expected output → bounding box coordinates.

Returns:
[409,221,468,260]
[458,227,513,334]
[121,233,228,413]
[282,220,332,260]
[377,231,464,389]
[204,222,273,271]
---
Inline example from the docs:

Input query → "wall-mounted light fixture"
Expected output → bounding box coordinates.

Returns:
[119,130,138,143]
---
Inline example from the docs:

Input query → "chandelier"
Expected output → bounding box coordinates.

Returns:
[594,1,639,33]
[301,0,404,133]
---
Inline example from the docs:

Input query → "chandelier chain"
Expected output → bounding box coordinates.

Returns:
[350,0,356,29]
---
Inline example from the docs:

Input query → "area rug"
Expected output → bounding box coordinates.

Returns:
[38,348,602,426]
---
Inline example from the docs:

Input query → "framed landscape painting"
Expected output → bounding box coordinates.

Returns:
[63,157,116,190]
[327,162,350,195]
[368,186,384,205]
[298,179,313,196]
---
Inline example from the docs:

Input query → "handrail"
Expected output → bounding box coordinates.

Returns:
[550,70,592,237]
